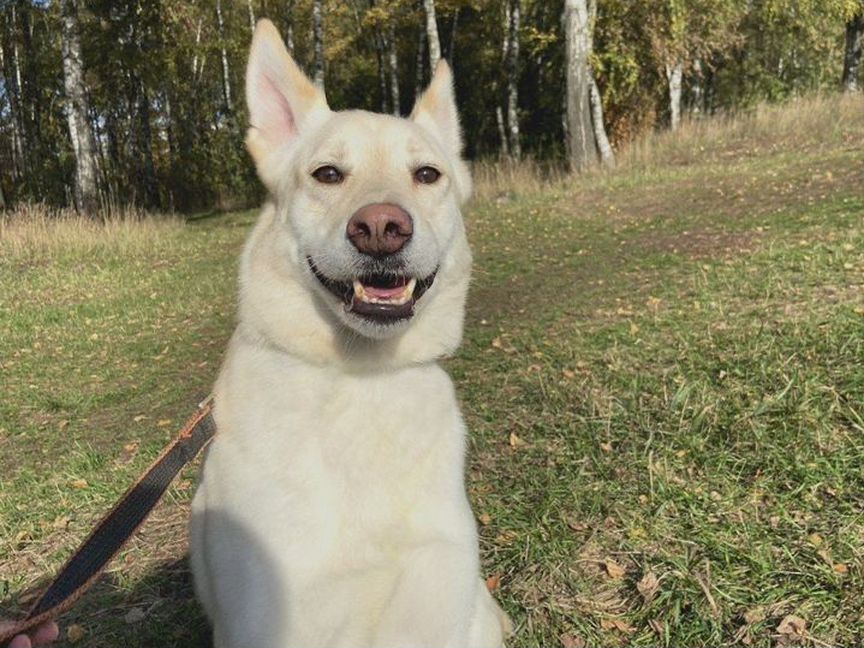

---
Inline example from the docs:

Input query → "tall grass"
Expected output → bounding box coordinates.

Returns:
[472,92,864,200]
[0,203,182,262]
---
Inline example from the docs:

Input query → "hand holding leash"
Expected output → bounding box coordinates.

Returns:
[0,621,58,648]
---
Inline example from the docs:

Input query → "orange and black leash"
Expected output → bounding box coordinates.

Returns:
[0,397,215,644]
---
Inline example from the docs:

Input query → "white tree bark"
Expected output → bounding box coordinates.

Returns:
[423,0,441,73]
[247,0,256,33]
[387,25,401,115]
[285,0,296,54]
[414,23,426,100]
[505,0,521,159]
[60,0,99,214]
[312,0,325,89]
[842,11,863,92]
[588,77,614,168]
[496,105,509,157]
[216,0,233,113]
[666,60,683,131]
[563,0,596,171]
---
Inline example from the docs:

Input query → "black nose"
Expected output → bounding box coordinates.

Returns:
[346,203,413,257]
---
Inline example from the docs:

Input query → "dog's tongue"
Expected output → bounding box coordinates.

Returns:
[363,284,406,299]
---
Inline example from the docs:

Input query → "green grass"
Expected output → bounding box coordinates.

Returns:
[1,98,863,646]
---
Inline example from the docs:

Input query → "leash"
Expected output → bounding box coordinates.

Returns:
[0,397,216,644]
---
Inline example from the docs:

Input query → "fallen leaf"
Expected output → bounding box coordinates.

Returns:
[560,633,586,648]
[743,606,766,625]
[133,415,147,422]
[478,512,492,526]
[603,558,626,579]
[600,617,635,633]
[776,614,807,637]
[833,563,848,574]
[485,574,501,592]
[124,607,147,624]
[599,441,612,453]
[807,533,823,547]
[637,571,659,602]
[509,432,526,448]
[157,419,173,427]
[562,369,576,379]
[69,479,89,489]
[629,322,640,336]
[67,624,86,643]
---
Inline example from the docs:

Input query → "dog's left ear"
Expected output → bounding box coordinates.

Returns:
[411,60,471,201]
[245,19,330,190]
[411,60,463,159]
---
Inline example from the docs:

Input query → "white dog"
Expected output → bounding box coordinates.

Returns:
[190,19,510,648]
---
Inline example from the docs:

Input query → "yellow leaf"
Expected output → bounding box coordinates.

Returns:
[70,479,89,489]
[509,432,526,448]
[629,322,640,336]
[604,558,626,579]
[67,624,86,643]
[478,512,492,526]
[833,563,848,574]
[157,419,173,427]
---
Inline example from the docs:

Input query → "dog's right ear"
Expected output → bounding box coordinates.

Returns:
[245,19,329,188]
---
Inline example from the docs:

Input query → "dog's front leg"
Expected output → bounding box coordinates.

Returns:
[372,541,490,648]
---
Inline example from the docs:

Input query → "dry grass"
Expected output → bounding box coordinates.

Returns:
[0,203,183,262]
[620,92,864,170]
[472,92,864,202]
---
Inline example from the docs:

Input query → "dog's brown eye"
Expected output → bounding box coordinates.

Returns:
[312,166,344,184]
[414,166,441,185]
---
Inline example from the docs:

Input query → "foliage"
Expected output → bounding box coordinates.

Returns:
[0,0,860,212]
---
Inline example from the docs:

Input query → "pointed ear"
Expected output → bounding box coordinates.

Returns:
[245,19,329,182]
[410,60,463,158]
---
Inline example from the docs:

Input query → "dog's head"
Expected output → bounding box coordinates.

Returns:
[238,20,472,367]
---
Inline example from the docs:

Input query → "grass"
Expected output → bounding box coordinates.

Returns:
[1,93,863,646]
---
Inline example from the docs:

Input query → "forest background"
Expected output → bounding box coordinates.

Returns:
[1,0,863,215]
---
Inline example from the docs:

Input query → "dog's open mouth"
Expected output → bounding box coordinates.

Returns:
[308,258,437,323]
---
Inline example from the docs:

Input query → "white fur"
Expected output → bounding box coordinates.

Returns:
[189,19,509,648]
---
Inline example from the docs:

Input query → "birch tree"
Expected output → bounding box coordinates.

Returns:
[563,0,596,171]
[313,0,325,89]
[423,0,441,72]
[505,0,521,159]
[842,4,864,91]
[216,0,233,114]
[60,0,99,214]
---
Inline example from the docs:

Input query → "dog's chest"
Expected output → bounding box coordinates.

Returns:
[207,348,469,570]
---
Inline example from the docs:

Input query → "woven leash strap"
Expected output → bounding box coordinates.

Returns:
[0,398,215,644]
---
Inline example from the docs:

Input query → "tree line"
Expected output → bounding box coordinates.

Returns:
[1,0,862,214]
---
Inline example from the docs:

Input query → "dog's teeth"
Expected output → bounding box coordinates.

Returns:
[352,277,417,305]
[353,279,367,301]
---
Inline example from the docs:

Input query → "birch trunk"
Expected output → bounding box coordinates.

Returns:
[496,105,509,158]
[312,0,325,89]
[415,22,426,100]
[666,60,683,131]
[0,40,26,177]
[423,0,441,72]
[842,11,863,92]
[588,77,614,168]
[216,0,233,113]
[387,25,401,115]
[285,0,296,54]
[563,0,596,171]
[247,0,256,33]
[505,0,521,159]
[60,0,99,214]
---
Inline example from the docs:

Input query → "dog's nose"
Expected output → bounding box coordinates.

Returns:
[347,203,413,256]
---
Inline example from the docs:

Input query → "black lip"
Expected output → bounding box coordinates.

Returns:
[307,257,437,324]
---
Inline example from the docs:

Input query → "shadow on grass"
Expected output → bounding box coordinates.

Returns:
[54,557,211,648]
